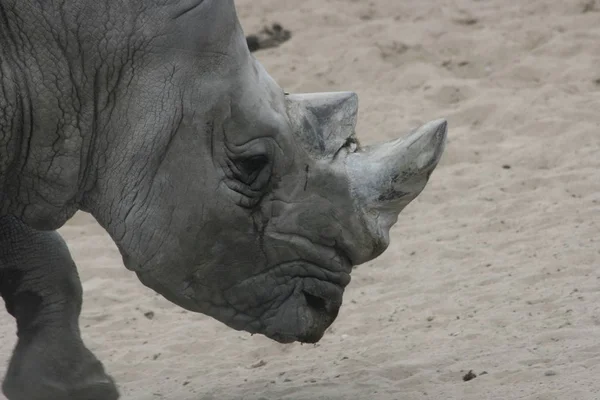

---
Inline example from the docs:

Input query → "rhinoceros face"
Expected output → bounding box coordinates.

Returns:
[98,1,446,344]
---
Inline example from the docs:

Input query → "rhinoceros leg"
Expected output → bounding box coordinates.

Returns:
[0,215,119,400]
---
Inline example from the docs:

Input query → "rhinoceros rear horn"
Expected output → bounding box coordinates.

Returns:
[285,92,359,153]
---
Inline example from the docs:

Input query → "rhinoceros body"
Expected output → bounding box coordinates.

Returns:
[0,0,446,399]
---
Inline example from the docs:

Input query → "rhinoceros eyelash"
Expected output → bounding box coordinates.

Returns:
[343,136,360,152]
[333,136,360,160]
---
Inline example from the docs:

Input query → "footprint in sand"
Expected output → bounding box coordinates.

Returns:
[246,23,292,53]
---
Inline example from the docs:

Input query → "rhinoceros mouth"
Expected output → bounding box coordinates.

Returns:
[221,260,351,344]
[259,264,347,344]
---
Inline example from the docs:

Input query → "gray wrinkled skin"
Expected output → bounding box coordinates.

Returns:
[0,0,446,399]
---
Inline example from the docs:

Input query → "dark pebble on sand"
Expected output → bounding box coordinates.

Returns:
[463,370,477,381]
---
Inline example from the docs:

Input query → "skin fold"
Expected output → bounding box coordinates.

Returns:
[0,0,447,399]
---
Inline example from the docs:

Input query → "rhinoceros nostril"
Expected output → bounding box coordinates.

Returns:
[302,290,341,320]
[303,291,327,312]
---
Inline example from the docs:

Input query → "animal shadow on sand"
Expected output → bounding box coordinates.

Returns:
[246,23,292,52]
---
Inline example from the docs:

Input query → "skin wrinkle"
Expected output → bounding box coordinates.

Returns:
[151,94,184,180]
[3,1,150,226]
[253,289,294,327]
[33,5,81,208]
[252,206,269,262]
[85,11,160,214]
[84,68,103,200]
[219,128,274,205]
[223,175,263,197]
[266,232,348,274]
[120,191,156,265]
[16,80,34,216]
[107,73,182,241]
[223,131,283,153]
[142,229,166,269]
[0,27,22,211]
[172,0,206,19]
[2,8,34,196]
[220,276,300,333]
[146,46,231,60]
[273,190,346,225]
[222,261,348,298]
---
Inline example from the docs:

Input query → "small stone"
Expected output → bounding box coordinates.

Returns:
[583,0,596,13]
[454,17,478,25]
[250,360,267,369]
[544,370,557,376]
[463,370,477,381]
[144,311,155,320]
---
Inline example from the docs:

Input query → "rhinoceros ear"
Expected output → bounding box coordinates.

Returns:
[166,0,247,59]
[285,92,359,156]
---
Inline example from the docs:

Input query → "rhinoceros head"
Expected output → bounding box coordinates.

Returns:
[91,0,446,343]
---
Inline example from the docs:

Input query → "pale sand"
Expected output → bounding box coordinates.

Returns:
[1,0,600,399]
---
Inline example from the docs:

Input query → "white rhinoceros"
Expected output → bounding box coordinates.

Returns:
[0,0,447,399]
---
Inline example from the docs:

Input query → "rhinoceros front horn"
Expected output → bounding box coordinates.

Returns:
[346,119,447,263]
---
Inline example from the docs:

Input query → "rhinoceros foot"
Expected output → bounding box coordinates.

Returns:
[0,216,119,400]
[2,328,119,400]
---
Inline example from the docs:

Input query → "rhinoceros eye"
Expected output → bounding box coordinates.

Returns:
[233,154,270,185]
[238,155,268,174]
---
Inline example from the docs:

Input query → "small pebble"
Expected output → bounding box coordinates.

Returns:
[463,370,477,381]
[250,360,267,369]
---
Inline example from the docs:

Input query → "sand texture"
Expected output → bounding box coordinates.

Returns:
[1,0,600,399]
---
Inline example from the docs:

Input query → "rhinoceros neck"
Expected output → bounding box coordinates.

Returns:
[0,2,115,229]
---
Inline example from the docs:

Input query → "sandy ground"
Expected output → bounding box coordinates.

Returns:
[2,0,600,399]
